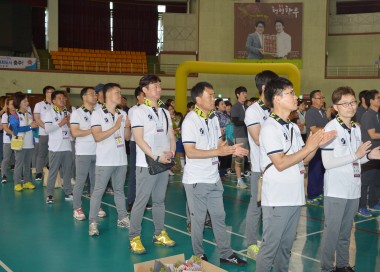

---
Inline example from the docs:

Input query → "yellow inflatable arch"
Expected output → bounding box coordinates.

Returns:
[174,61,301,114]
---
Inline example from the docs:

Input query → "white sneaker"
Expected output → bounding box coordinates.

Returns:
[89,222,99,236]
[237,180,248,189]
[98,208,106,218]
[117,216,130,228]
[73,208,86,221]
[71,178,76,185]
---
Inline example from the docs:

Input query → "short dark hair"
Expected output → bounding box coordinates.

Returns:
[13,93,27,110]
[332,86,356,105]
[255,20,265,27]
[51,90,65,102]
[225,101,232,107]
[214,98,223,108]
[235,86,247,98]
[186,101,195,109]
[358,90,368,106]
[365,89,379,107]
[191,82,213,103]
[103,83,121,102]
[139,74,161,89]
[43,86,55,95]
[80,87,94,100]
[264,77,293,108]
[255,70,278,95]
[275,19,285,26]
[310,90,321,99]
[134,86,143,99]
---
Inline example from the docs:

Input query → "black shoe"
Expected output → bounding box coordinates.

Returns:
[127,202,134,213]
[46,195,54,204]
[1,175,7,183]
[35,173,42,181]
[335,266,355,272]
[220,253,247,266]
[145,203,152,210]
[199,254,208,262]
[204,220,212,229]
[186,222,191,233]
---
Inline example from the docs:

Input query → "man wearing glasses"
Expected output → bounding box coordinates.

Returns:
[305,90,329,205]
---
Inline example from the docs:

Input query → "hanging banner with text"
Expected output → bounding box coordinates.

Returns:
[0,56,37,69]
[234,3,303,68]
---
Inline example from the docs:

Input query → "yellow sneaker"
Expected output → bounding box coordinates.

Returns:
[14,184,23,192]
[23,182,36,190]
[130,236,146,254]
[153,230,176,247]
[247,244,260,260]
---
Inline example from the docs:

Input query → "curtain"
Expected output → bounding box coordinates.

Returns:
[32,7,45,49]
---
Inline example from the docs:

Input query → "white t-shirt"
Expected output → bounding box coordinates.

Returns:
[244,100,270,172]
[33,101,52,136]
[260,116,305,206]
[43,108,72,152]
[91,107,128,166]
[131,104,172,168]
[182,111,222,184]
[70,107,96,155]
[15,111,34,149]
[2,113,11,144]
[322,119,362,199]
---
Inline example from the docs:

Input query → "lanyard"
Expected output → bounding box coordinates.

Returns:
[194,106,217,149]
[335,115,359,156]
[257,99,270,112]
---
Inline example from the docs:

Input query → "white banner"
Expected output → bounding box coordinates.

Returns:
[0,56,37,69]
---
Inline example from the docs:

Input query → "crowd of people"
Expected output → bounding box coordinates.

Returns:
[1,72,380,271]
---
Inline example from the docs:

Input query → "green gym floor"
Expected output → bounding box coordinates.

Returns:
[0,171,379,272]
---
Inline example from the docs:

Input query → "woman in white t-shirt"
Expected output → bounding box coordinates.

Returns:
[1,97,15,183]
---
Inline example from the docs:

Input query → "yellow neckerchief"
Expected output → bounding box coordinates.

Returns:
[270,112,290,126]
[336,114,356,131]
[53,105,67,115]
[81,105,93,114]
[257,99,270,111]
[194,105,215,120]
[143,98,166,109]
[101,103,120,115]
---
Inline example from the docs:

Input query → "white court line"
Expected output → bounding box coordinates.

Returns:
[296,230,324,239]
[291,252,320,263]
[0,260,13,272]
[354,217,376,225]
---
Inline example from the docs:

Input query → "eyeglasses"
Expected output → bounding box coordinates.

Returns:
[335,101,357,108]
[282,90,296,96]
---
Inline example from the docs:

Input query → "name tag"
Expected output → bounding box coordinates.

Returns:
[353,162,360,178]
[62,130,69,140]
[115,135,124,148]
[298,161,305,175]
[211,157,219,166]
[157,128,164,133]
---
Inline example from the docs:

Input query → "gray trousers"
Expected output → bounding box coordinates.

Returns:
[129,167,169,239]
[73,155,96,210]
[46,151,72,196]
[184,180,233,259]
[321,197,359,272]
[1,143,14,177]
[256,206,301,272]
[89,165,127,222]
[36,135,49,174]
[32,142,39,168]
[14,148,34,184]
[71,141,76,179]
[186,200,210,224]
[245,171,262,246]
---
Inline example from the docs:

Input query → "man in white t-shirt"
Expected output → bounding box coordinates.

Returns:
[182,82,248,266]
[88,83,131,236]
[70,87,106,221]
[320,87,380,272]
[43,91,73,204]
[256,78,336,271]
[129,75,176,254]
[34,86,55,181]
[244,70,278,260]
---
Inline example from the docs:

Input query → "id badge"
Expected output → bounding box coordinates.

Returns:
[211,157,219,166]
[62,130,70,140]
[353,162,360,178]
[298,161,305,175]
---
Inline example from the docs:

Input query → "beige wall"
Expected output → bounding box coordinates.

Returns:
[1,0,380,106]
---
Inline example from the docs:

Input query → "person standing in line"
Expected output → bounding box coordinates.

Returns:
[357,89,380,217]
[305,89,329,205]
[71,87,106,220]
[127,86,145,212]
[231,86,249,189]
[182,81,248,266]
[44,90,73,204]
[88,83,131,236]
[10,93,38,192]
[34,86,55,181]
[129,75,176,254]
[320,86,380,272]
[2,97,15,183]
[353,90,368,124]
[244,70,278,260]
[256,78,335,272]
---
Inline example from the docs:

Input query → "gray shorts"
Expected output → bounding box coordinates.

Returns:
[234,137,249,163]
